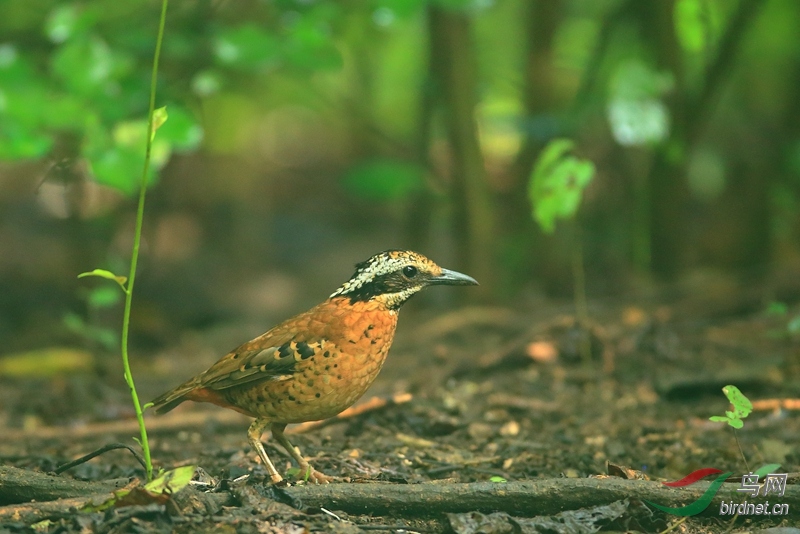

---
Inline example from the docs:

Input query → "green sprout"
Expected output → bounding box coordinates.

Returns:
[528,139,596,367]
[709,385,752,429]
[528,139,595,234]
[75,0,170,481]
[285,466,312,482]
[709,385,753,471]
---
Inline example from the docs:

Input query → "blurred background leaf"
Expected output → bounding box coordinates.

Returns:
[529,139,595,233]
[0,0,798,358]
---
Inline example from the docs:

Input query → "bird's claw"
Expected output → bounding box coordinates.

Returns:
[296,464,333,484]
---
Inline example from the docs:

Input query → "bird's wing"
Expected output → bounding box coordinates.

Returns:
[196,331,328,391]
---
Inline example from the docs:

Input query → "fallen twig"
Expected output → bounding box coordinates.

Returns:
[277,478,799,518]
[55,443,147,475]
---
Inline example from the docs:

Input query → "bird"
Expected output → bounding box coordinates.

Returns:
[149,250,478,484]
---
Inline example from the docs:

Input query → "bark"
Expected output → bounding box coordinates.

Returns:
[0,466,130,506]
[427,6,494,295]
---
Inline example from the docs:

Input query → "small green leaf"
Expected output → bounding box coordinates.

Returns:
[214,24,280,69]
[722,385,753,420]
[144,465,195,494]
[31,519,53,532]
[754,463,782,478]
[489,476,507,483]
[143,402,154,410]
[151,106,168,141]
[528,139,595,233]
[78,268,128,289]
[87,285,122,308]
[156,106,203,151]
[82,466,195,512]
[0,120,54,160]
[285,467,301,477]
[709,415,731,423]
[727,418,744,429]
[766,301,788,317]
[674,0,706,53]
[283,19,343,71]
[45,5,79,43]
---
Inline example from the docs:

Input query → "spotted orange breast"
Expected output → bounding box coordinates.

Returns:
[215,298,399,422]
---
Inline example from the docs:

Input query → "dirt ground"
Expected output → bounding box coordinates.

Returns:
[1,284,800,533]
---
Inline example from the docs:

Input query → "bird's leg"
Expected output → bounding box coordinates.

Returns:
[248,418,283,484]
[271,423,333,484]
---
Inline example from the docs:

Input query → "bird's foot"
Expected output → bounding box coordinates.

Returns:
[295,463,333,484]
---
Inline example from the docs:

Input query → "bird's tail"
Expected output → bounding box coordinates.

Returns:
[149,381,197,414]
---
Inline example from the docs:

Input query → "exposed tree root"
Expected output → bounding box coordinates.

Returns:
[2,465,796,524]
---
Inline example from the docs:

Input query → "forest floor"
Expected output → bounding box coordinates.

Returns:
[1,284,800,533]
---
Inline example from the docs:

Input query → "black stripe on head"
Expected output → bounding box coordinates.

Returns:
[345,270,409,303]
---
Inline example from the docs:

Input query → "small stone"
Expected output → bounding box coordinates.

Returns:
[499,420,520,437]
[526,341,558,363]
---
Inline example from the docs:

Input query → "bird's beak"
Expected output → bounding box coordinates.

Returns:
[431,268,479,286]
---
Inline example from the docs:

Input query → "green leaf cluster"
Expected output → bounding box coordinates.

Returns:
[528,139,595,233]
[0,0,354,196]
[709,385,753,429]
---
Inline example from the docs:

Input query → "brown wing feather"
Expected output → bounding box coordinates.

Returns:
[150,303,333,413]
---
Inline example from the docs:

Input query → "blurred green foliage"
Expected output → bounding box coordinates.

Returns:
[528,139,594,234]
[1,0,800,322]
[343,158,425,201]
[0,0,373,195]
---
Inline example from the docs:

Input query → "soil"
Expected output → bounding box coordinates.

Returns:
[1,287,799,533]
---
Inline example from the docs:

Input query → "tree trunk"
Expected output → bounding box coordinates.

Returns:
[427,6,494,294]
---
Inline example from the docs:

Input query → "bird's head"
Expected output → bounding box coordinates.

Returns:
[330,250,478,310]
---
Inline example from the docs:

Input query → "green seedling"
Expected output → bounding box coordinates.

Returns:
[75,0,170,481]
[285,466,312,482]
[709,385,753,471]
[709,385,752,429]
[82,465,195,512]
[528,139,596,367]
[709,386,785,484]
[528,139,595,234]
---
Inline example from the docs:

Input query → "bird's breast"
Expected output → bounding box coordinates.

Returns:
[226,299,399,423]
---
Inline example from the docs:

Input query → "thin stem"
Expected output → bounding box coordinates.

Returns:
[733,428,749,473]
[120,0,169,482]
[572,223,591,368]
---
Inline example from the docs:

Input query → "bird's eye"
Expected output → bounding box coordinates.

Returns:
[402,265,418,278]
